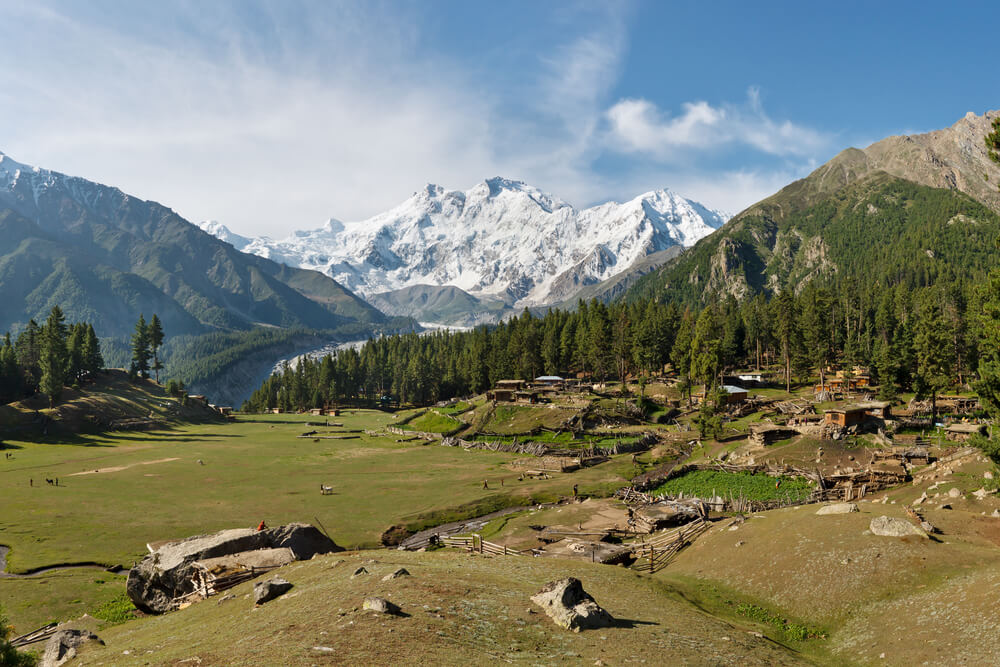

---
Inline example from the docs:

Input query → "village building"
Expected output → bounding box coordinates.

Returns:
[944,423,987,442]
[487,379,527,402]
[823,401,891,428]
[719,385,748,404]
[533,375,566,388]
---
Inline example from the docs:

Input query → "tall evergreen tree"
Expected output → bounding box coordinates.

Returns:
[131,314,151,379]
[147,314,165,382]
[39,306,69,407]
[914,294,955,423]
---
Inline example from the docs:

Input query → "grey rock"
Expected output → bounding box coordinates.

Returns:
[948,487,962,498]
[41,629,104,667]
[381,567,411,581]
[253,577,293,605]
[816,503,858,515]
[530,578,614,632]
[127,523,341,614]
[363,596,401,614]
[869,515,927,538]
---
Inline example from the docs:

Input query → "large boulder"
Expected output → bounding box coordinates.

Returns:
[816,503,859,515]
[363,596,401,615]
[253,577,293,605]
[41,629,103,667]
[530,578,614,632]
[869,515,927,538]
[127,523,341,614]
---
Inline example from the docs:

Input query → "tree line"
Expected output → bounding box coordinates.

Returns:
[0,306,104,406]
[241,268,1000,419]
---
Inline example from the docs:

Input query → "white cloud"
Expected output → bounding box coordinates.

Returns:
[605,88,829,159]
[0,3,830,238]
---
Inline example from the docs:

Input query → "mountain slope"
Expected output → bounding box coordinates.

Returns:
[0,151,384,337]
[627,110,1000,304]
[206,179,727,313]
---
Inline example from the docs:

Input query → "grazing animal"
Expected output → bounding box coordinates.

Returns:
[320,484,333,495]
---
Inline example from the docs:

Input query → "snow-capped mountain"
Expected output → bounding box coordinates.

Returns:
[202,177,728,307]
[198,220,253,251]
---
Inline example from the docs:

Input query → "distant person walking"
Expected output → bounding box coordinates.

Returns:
[482,479,489,490]
[573,484,578,498]
[256,520,267,531]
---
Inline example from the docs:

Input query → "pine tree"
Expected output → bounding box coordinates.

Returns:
[914,294,955,423]
[131,314,151,379]
[975,268,1000,416]
[39,306,69,407]
[147,314,165,382]
[82,324,104,376]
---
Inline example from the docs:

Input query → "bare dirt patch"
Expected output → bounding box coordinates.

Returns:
[68,457,180,476]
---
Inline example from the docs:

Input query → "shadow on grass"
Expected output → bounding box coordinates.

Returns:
[612,617,659,628]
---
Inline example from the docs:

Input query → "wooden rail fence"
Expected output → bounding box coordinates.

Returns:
[439,534,524,557]
[630,518,709,573]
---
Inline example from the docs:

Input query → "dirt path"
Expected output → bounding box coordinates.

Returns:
[67,457,180,476]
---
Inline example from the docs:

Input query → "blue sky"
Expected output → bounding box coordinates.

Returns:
[0,0,996,236]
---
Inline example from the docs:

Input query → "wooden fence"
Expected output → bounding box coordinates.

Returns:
[439,534,524,557]
[630,518,709,573]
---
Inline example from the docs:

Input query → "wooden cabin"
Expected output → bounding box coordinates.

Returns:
[945,423,987,442]
[514,390,540,404]
[856,401,892,419]
[824,406,868,428]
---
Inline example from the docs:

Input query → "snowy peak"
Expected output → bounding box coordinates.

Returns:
[198,220,253,250]
[204,178,729,309]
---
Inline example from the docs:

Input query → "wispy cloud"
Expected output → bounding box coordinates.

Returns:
[0,2,830,236]
[605,87,830,159]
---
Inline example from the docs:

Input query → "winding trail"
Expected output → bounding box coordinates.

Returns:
[0,545,122,578]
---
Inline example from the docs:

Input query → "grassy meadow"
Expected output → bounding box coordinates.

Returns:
[0,411,633,631]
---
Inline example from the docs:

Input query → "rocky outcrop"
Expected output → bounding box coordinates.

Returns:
[41,629,103,667]
[253,577,293,605]
[127,523,341,614]
[869,516,927,538]
[816,503,858,515]
[530,578,614,632]
[363,596,401,615]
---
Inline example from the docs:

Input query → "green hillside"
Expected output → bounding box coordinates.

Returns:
[627,172,1000,305]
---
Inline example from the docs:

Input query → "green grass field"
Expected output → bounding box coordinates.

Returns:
[0,411,633,631]
[397,410,463,433]
[650,470,815,502]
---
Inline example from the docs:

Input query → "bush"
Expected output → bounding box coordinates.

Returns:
[1,604,36,666]
[969,433,1000,464]
[91,591,136,625]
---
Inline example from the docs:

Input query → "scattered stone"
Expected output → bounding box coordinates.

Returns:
[41,629,104,667]
[869,516,927,538]
[382,567,411,581]
[985,471,994,480]
[920,521,937,534]
[938,503,952,510]
[816,503,858,515]
[363,596,401,615]
[351,566,369,578]
[973,488,993,500]
[254,577,293,605]
[948,488,962,498]
[216,594,236,605]
[313,646,335,652]
[992,509,1000,518]
[735,540,745,547]
[530,578,614,632]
